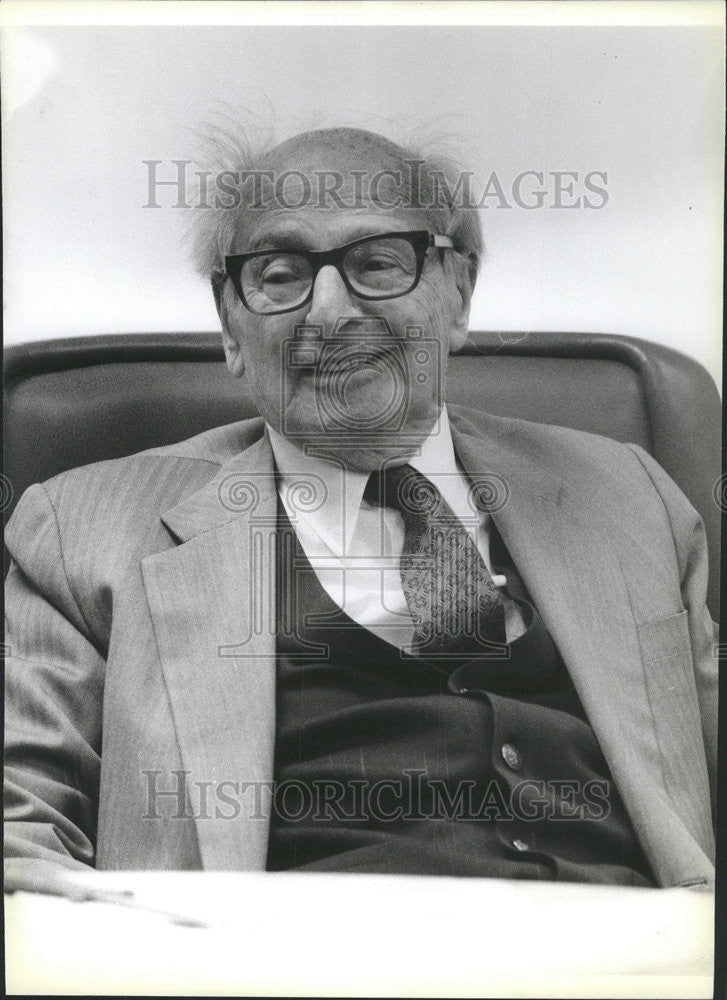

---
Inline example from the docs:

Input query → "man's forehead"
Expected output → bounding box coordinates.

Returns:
[231,127,431,250]
[241,209,427,252]
[255,127,408,174]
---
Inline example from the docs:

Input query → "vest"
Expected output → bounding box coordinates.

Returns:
[266,501,654,886]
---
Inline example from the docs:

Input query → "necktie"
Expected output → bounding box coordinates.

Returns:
[363,464,506,658]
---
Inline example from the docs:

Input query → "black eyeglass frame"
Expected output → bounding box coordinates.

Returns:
[222,230,455,315]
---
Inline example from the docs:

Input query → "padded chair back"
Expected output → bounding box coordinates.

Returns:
[4,331,721,616]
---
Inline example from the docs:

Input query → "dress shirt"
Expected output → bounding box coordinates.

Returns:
[267,406,526,650]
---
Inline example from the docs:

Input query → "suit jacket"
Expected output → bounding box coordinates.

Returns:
[4,405,717,888]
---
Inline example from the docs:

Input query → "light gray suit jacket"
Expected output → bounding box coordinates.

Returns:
[4,406,717,888]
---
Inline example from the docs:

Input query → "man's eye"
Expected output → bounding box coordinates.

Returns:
[361,255,402,271]
[262,265,302,284]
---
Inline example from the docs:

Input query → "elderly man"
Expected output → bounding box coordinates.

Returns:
[4,127,716,888]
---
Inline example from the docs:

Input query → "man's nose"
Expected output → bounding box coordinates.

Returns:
[305,265,364,330]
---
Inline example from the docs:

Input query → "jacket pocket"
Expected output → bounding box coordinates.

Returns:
[636,609,693,677]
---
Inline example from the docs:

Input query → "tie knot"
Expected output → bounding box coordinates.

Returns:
[364,464,441,517]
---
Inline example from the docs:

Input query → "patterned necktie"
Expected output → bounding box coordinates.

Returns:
[363,464,506,658]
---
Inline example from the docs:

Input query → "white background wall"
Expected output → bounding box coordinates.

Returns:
[2,4,723,387]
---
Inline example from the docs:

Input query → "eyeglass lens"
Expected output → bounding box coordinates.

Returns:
[240,236,419,313]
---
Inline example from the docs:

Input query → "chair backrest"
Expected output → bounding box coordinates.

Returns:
[4,330,721,616]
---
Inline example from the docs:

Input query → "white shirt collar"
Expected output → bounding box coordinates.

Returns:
[267,406,469,555]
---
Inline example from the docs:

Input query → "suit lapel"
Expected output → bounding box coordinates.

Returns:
[141,434,278,871]
[450,411,713,886]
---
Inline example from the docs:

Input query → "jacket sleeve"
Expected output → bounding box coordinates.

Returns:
[4,483,106,872]
[626,443,718,812]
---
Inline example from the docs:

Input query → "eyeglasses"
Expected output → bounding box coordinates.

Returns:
[222,230,454,315]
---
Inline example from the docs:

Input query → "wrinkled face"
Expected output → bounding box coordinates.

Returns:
[217,130,473,470]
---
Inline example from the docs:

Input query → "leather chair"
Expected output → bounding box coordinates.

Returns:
[3,331,721,617]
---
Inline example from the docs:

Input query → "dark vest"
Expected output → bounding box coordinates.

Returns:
[266,501,654,886]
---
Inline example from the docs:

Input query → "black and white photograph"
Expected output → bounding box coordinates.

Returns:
[2,1,723,995]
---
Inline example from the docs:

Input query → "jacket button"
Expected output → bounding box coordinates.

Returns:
[501,742,523,771]
[512,838,530,852]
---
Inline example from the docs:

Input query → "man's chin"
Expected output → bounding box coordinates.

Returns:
[278,378,441,467]
[311,439,420,473]
[288,418,436,471]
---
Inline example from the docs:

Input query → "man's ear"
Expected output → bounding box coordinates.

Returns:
[213,277,245,378]
[448,254,477,353]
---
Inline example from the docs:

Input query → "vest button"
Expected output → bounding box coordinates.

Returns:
[501,742,523,771]
[512,838,530,852]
